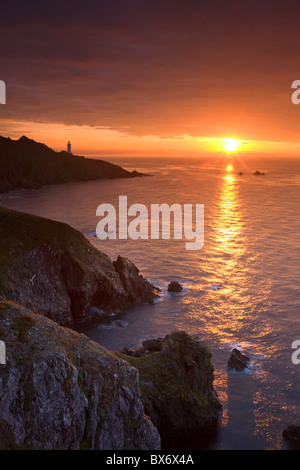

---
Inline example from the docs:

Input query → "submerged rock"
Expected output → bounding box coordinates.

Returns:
[167,281,183,292]
[282,424,300,449]
[227,348,250,372]
[117,331,222,438]
[0,298,160,450]
[0,207,160,327]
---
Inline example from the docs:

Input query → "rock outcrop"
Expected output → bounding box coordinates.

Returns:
[227,348,250,372]
[121,338,164,358]
[167,281,183,292]
[253,170,265,176]
[113,256,159,305]
[0,207,160,328]
[117,331,222,438]
[0,298,160,450]
[0,135,144,193]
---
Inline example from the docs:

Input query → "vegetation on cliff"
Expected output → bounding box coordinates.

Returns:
[117,331,222,438]
[0,206,160,327]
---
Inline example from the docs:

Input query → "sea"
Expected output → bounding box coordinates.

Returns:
[1,155,300,450]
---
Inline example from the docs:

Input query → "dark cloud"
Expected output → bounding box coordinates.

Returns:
[1,0,300,141]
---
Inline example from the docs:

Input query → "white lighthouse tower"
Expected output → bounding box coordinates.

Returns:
[67,141,72,154]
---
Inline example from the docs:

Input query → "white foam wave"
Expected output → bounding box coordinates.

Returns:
[97,320,128,330]
[220,340,267,376]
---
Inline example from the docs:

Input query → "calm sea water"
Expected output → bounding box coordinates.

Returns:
[1,155,300,450]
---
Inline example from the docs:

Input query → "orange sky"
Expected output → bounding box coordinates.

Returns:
[1,120,300,158]
[1,1,300,157]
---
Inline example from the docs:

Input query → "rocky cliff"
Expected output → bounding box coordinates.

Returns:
[0,298,160,450]
[0,207,222,449]
[117,331,222,438]
[0,207,160,327]
[0,135,144,193]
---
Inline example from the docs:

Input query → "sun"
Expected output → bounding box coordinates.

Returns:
[224,139,240,152]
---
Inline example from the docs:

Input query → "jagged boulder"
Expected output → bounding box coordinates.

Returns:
[227,348,250,372]
[0,207,159,327]
[121,338,164,358]
[167,281,183,292]
[0,298,160,450]
[142,338,164,353]
[113,256,160,305]
[117,331,222,438]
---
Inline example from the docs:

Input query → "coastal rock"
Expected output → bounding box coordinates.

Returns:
[0,298,160,450]
[227,348,250,372]
[113,256,160,305]
[0,207,160,328]
[253,170,265,176]
[117,331,222,438]
[142,338,163,353]
[120,347,146,358]
[0,135,144,193]
[282,424,300,449]
[167,281,183,292]
[120,338,163,358]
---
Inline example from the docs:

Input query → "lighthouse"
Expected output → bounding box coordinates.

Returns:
[67,141,72,154]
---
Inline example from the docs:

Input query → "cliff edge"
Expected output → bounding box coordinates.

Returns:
[117,331,222,438]
[0,207,160,327]
[0,298,160,450]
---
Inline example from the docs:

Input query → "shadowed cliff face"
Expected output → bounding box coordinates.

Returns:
[117,332,222,439]
[0,135,144,193]
[0,298,161,450]
[0,207,160,327]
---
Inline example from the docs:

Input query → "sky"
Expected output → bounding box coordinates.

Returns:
[1,0,300,157]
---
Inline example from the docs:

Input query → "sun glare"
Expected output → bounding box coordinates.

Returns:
[224,139,240,152]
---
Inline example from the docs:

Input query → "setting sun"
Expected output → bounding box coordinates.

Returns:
[224,139,240,152]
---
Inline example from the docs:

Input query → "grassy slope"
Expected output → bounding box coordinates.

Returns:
[0,206,116,314]
[0,206,158,326]
[0,205,111,272]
